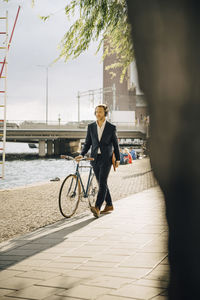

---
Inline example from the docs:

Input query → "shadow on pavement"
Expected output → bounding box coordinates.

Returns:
[0,212,96,271]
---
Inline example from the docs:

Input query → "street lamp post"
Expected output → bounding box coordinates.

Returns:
[37,64,51,125]
[45,66,48,126]
[77,91,80,123]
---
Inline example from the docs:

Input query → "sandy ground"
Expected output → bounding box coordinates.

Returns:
[0,158,157,243]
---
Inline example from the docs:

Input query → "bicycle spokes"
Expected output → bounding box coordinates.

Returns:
[59,175,80,218]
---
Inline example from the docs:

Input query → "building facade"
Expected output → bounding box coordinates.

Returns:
[103,48,148,123]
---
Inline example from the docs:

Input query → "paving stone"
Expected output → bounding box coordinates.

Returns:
[17,243,50,250]
[97,236,124,242]
[145,269,169,282]
[60,251,93,258]
[15,270,60,280]
[34,267,76,276]
[6,285,65,300]
[106,267,151,279]
[77,265,114,273]
[52,241,83,248]
[0,269,24,281]
[0,297,29,300]
[31,238,64,245]
[0,241,29,252]
[134,278,168,289]
[85,242,118,248]
[0,288,16,296]
[45,262,79,270]
[0,255,27,262]
[80,261,117,268]
[110,283,164,299]
[31,253,60,260]
[103,248,135,256]
[136,225,167,234]
[55,256,89,263]
[160,257,169,265]
[83,275,133,289]
[5,249,39,256]
[111,242,141,250]
[160,289,168,296]
[18,258,50,267]
[67,236,94,242]
[121,233,158,245]
[0,261,13,267]
[140,242,167,253]
[43,296,82,300]
[67,245,108,253]
[119,252,166,268]
[79,230,109,237]
[98,296,138,300]
[6,265,32,272]
[42,247,71,254]
[90,255,128,263]
[36,275,83,289]
[57,284,111,299]
[68,269,99,279]
[149,264,169,273]
[0,277,41,290]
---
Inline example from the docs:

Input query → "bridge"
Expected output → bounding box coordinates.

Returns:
[0,123,147,157]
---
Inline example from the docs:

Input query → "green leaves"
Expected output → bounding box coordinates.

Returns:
[15,0,134,81]
[39,15,50,21]
[59,0,134,81]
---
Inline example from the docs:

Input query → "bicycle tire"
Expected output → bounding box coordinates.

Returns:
[88,174,98,207]
[59,174,81,218]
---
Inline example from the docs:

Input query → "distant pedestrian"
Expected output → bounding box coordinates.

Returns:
[75,104,120,218]
[124,148,132,164]
[120,149,129,165]
[130,148,137,160]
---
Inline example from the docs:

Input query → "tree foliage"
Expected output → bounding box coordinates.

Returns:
[40,0,134,81]
[4,0,134,81]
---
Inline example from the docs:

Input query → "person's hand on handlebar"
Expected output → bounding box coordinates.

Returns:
[75,155,83,161]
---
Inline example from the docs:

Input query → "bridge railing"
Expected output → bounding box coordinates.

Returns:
[0,120,149,133]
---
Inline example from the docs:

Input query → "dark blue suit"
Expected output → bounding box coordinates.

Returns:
[81,121,120,209]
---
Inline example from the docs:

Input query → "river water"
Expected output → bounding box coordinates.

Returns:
[0,142,82,190]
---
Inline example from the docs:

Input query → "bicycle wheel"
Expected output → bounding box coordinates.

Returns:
[88,174,98,207]
[59,174,81,218]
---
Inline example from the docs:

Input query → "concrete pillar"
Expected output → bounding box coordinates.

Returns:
[69,140,81,153]
[47,140,53,156]
[60,141,66,154]
[54,139,81,156]
[54,140,60,156]
[39,140,46,157]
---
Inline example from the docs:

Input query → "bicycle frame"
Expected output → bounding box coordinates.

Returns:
[74,163,94,198]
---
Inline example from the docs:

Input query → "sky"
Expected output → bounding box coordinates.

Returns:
[0,0,103,123]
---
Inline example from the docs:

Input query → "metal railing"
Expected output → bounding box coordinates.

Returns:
[2,119,148,132]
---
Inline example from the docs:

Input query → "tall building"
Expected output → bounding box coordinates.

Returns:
[103,47,148,123]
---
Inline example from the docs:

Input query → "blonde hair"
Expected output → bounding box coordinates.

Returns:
[124,148,129,154]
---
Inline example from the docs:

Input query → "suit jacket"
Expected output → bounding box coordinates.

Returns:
[81,121,120,164]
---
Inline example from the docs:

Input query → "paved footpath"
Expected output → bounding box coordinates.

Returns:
[0,158,157,243]
[0,187,169,300]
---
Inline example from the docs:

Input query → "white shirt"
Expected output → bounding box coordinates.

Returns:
[96,119,106,154]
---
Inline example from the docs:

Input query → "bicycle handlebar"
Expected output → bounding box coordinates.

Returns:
[60,155,94,161]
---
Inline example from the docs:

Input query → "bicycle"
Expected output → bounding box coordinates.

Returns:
[59,155,98,218]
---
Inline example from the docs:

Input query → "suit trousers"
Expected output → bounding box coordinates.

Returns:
[92,154,112,209]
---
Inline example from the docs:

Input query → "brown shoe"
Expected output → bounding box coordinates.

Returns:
[90,206,100,218]
[100,205,114,214]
